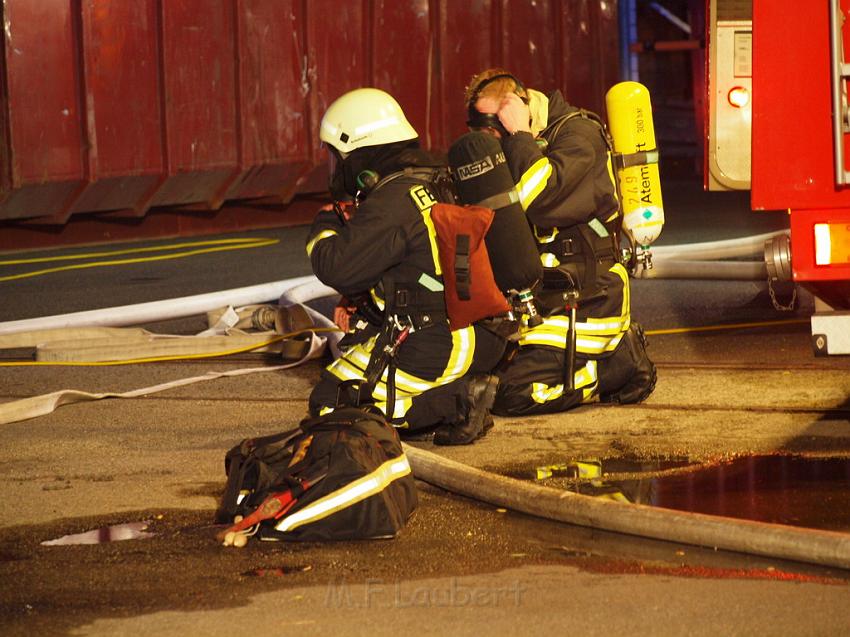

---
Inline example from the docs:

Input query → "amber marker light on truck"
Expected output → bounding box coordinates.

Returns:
[727,86,750,108]
[814,223,850,265]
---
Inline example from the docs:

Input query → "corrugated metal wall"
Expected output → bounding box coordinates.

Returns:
[0,0,618,226]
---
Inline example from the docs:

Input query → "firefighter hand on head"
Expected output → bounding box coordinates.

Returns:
[466,69,532,138]
[471,93,530,138]
[494,92,531,136]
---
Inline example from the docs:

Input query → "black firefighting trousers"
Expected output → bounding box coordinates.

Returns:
[309,322,506,431]
[493,263,656,416]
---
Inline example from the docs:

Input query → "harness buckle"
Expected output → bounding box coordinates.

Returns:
[560,238,577,258]
[395,288,409,309]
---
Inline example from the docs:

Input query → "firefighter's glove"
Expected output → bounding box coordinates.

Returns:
[333,296,357,332]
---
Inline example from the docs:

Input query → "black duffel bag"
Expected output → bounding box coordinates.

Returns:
[216,407,417,545]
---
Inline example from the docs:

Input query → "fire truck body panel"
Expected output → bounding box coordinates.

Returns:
[752,0,850,289]
[708,0,850,353]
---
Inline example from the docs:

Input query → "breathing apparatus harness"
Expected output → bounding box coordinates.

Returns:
[334,165,456,420]
[536,105,661,389]
[531,110,623,390]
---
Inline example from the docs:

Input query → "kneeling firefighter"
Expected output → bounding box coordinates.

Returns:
[306,87,506,445]
[464,69,657,416]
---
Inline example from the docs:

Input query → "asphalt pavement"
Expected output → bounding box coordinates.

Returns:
[1,176,850,636]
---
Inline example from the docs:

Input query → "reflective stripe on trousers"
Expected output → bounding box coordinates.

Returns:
[519,263,630,354]
[530,359,598,404]
[324,326,476,420]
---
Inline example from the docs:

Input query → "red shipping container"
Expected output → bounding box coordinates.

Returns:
[0,0,619,238]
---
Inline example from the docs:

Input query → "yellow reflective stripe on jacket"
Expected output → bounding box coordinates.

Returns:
[331,344,432,396]
[520,262,632,351]
[437,326,475,382]
[530,360,597,403]
[409,185,442,276]
[606,151,619,208]
[516,158,552,210]
[607,262,631,322]
[274,455,412,533]
[616,262,631,317]
[528,314,628,336]
[370,288,386,311]
[419,207,442,275]
[520,330,624,355]
[328,354,369,384]
[519,329,623,354]
[306,229,338,257]
[382,327,475,393]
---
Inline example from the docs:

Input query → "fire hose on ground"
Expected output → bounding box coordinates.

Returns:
[402,445,850,571]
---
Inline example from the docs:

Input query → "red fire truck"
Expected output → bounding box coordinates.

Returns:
[706,0,850,354]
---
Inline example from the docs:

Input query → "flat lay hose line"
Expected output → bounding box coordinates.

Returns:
[0,319,808,367]
[0,326,340,366]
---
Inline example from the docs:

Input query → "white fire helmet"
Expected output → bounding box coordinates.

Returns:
[320,88,418,154]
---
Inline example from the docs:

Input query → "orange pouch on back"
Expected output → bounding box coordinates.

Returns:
[429,203,510,331]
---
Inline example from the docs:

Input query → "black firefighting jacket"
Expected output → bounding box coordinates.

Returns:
[500,90,619,231]
[306,158,447,327]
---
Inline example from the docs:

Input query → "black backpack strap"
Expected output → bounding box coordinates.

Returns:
[455,234,471,301]
[216,452,248,522]
[371,167,454,199]
[542,109,613,151]
[473,188,520,211]
[216,428,304,522]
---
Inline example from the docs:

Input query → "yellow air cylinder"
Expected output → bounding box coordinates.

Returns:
[605,81,665,248]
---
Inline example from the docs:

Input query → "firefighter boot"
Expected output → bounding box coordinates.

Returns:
[433,374,499,445]
[599,322,657,404]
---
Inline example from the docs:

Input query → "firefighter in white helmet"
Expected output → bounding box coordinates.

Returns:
[307,88,505,444]
[465,69,656,415]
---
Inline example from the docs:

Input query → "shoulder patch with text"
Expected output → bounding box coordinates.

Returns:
[409,185,437,211]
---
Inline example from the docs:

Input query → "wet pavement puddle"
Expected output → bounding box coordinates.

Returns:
[41,521,155,546]
[531,454,850,532]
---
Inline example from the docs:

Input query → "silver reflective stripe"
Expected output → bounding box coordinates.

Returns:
[517,158,552,209]
[530,360,597,403]
[275,455,412,532]
[588,218,609,238]
[418,272,444,291]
